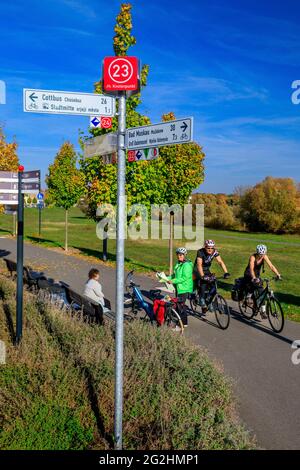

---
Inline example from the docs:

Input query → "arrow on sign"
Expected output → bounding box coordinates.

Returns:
[29,92,38,102]
[180,121,188,132]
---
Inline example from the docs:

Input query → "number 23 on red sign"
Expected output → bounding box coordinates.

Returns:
[102,57,139,92]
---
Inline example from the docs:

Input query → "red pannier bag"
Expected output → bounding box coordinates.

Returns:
[153,299,166,326]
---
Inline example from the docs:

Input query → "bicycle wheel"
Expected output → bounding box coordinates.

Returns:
[267,297,284,333]
[238,294,256,319]
[164,307,184,334]
[213,294,230,330]
[189,291,202,314]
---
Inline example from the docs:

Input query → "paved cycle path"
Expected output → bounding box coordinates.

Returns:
[1,237,300,450]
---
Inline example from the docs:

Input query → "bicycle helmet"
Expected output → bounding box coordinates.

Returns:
[256,244,267,255]
[176,247,187,255]
[205,239,215,248]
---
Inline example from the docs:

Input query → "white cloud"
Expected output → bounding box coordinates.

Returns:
[60,0,97,19]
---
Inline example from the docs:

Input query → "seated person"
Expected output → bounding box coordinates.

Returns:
[84,269,110,318]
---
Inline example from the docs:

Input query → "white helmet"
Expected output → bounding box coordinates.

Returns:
[205,239,215,248]
[256,244,267,255]
[176,247,187,255]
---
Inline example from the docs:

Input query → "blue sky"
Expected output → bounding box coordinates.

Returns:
[0,0,299,193]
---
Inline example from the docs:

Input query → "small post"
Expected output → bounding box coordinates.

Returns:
[103,228,108,262]
[114,91,126,450]
[12,212,16,237]
[16,165,24,345]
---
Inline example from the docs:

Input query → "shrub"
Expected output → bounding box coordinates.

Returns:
[192,193,240,230]
[239,177,300,233]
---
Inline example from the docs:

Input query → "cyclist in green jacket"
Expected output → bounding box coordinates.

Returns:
[167,247,193,329]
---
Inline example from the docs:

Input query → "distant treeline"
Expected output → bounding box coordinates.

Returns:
[192,177,300,234]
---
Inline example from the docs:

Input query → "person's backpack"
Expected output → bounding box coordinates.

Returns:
[153,299,166,326]
[231,278,245,302]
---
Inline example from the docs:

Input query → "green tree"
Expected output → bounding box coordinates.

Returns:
[239,177,300,233]
[80,3,205,223]
[47,142,85,251]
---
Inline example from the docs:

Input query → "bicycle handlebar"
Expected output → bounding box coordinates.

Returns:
[262,276,282,282]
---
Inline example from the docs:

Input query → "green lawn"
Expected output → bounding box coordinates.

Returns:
[0,206,299,321]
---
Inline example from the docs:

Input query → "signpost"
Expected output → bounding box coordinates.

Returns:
[16,166,24,345]
[126,117,193,150]
[0,168,41,339]
[23,89,115,117]
[102,55,140,451]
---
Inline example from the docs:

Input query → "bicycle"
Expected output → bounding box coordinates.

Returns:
[189,274,230,330]
[238,277,284,333]
[124,270,184,333]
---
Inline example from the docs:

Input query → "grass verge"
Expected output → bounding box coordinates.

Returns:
[0,274,254,450]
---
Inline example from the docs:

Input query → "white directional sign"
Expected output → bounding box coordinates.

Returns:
[0,194,18,205]
[23,89,115,117]
[126,117,193,150]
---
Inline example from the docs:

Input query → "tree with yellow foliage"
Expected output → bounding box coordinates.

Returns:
[0,128,19,171]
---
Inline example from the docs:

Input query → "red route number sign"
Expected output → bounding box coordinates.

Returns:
[100,117,112,129]
[103,57,139,92]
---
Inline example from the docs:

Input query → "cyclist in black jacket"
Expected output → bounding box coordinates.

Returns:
[194,239,230,309]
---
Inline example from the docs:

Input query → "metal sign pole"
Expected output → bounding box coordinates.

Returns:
[16,167,24,344]
[114,91,126,450]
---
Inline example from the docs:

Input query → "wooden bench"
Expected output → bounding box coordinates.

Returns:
[64,287,104,325]
[4,258,17,277]
[4,258,45,290]
[23,266,45,290]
